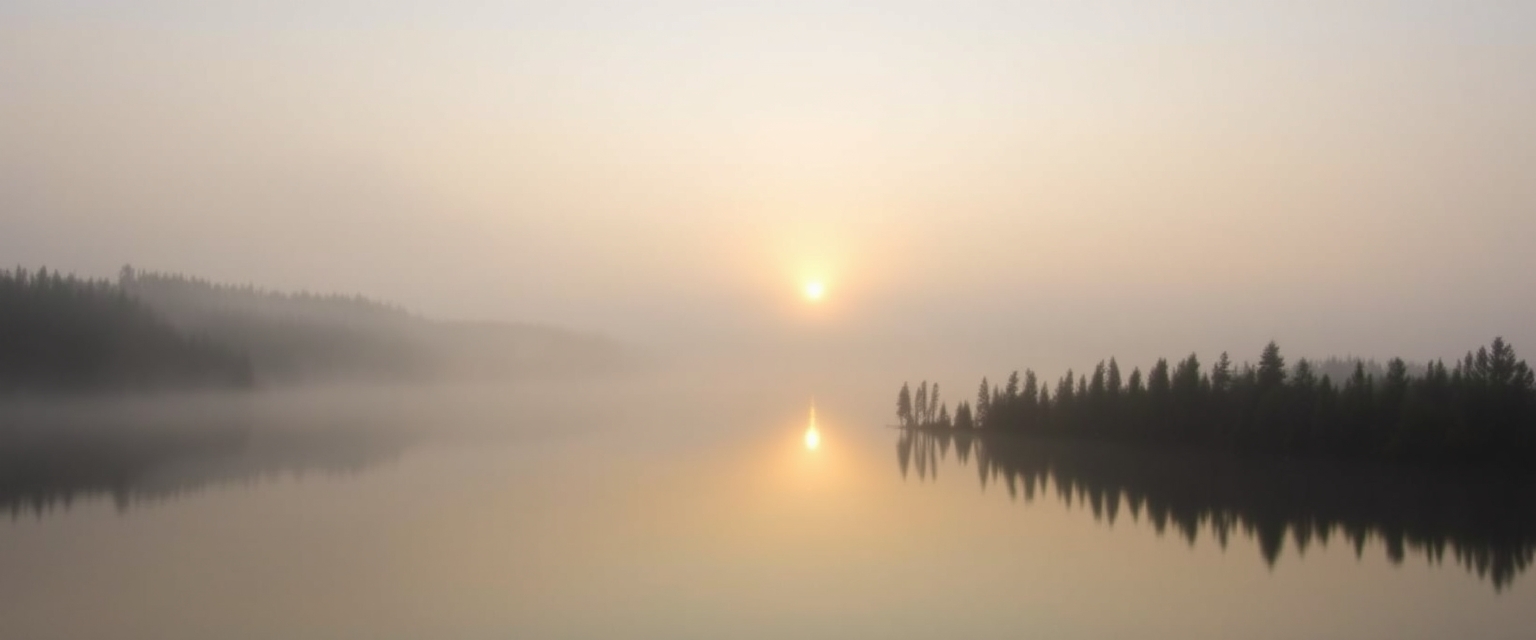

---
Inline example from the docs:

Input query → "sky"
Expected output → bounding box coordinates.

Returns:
[2,1,1534,375]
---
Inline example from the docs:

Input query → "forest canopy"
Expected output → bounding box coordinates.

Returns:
[0,265,626,394]
[119,266,624,383]
[0,267,252,392]
[897,339,1536,466]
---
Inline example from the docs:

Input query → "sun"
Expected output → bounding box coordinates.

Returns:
[803,280,826,301]
[804,404,821,450]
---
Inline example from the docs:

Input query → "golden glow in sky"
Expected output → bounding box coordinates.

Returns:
[803,281,825,302]
[804,405,821,450]
[6,3,1534,360]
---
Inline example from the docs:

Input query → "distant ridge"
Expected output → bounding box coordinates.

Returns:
[118,265,628,384]
[0,264,626,394]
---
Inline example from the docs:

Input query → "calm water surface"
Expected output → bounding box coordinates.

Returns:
[2,377,1535,639]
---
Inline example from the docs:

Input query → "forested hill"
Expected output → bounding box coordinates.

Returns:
[0,265,625,394]
[122,268,411,326]
[0,268,253,393]
[896,339,1536,466]
[118,267,626,383]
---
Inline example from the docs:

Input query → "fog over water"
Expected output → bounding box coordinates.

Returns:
[4,1,1536,638]
[4,377,1536,640]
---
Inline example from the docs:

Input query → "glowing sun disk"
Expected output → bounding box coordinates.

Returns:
[805,404,821,450]
[804,281,825,301]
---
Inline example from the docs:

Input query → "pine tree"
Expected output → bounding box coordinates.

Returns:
[1258,342,1287,390]
[1212,352,1233,392]
[954,401,974,429]
[975,377,991,429]
[914,382,928,427]
[897,383,913,427]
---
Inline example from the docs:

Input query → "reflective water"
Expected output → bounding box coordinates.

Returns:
[3,379,1536,639]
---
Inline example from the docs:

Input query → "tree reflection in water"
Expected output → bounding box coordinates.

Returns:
[897,427,1536,590]
[0,419,412,518]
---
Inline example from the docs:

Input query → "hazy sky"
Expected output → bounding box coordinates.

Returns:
[2,1,1534,372]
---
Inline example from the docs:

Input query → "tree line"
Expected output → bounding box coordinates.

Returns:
[120,265,411,324]
[2,263,628,392]
[897,339,1536,465]
[0,267,253,392]
[119,265,624,382]
[119,265,436,381]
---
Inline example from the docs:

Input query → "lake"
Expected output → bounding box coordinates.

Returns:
[2,374,1535,639]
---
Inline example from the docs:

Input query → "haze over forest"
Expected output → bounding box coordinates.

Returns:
[4,1,1536,380]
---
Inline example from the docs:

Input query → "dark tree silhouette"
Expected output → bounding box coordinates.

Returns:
[897,383,913,427]
[0,267,252,393]
[4,264,624,391]
[914,382,929,427]
[975,377,990,429]
[954,401,974,430]
[896,339,1536,466]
